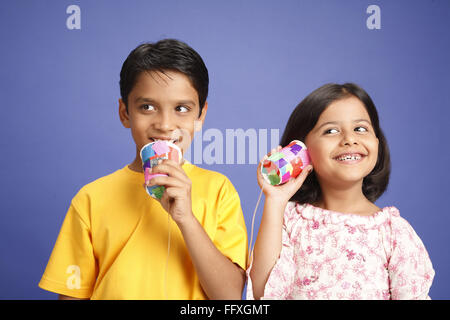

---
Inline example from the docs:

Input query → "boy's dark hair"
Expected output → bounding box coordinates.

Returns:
[280,83,390,204]
[119,39,209,116]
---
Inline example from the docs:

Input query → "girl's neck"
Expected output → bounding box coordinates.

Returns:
[314,181,380,216]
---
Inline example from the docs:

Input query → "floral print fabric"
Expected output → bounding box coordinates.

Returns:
[247,202,434,300]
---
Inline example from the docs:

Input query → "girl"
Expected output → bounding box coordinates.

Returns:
[247,83,434,300]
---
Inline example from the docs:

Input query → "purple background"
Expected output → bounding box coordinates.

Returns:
[1,0,449,299]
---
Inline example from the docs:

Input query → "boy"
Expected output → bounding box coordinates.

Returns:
[38,39,248,299]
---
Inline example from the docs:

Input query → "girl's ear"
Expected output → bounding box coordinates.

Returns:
[119,98,131,128]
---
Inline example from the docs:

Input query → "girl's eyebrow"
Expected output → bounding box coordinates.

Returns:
[315,121,339,131]
[315,119,372,131]
[353,119,372,124]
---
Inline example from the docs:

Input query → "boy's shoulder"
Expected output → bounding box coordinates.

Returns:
[185,162,227,181]
[76,162,237,198]
[184,162,237,192]
[74,166,133,198]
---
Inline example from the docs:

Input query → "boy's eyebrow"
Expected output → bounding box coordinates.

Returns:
[134,97,158,104]
[134,97,196,106]
[176,99,197,106]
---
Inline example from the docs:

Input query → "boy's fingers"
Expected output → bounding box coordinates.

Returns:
[148,175,186,188]
[159,159,180,168]
[163,186,189,199]
[151,161,190,183]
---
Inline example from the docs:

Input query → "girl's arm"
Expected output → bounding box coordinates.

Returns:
[388,214,435,300]
[249,151,312,300]
[249,195,287,299]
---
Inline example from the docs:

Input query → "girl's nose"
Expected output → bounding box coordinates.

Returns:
[341,131,358,146]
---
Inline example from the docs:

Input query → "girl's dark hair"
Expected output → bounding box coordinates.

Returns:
[119,39,209,116]
[280,83,390,204]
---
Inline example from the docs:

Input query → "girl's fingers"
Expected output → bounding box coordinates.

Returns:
[264,146,282,159]
[292,165,313,188]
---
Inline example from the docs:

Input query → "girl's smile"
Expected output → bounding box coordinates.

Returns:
[333,151,367,164]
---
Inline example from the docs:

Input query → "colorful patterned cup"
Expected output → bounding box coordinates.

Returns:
[140,141,182,199]
[261,140,311,186]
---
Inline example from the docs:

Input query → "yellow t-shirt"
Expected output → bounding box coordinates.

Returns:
[38,162,248,299]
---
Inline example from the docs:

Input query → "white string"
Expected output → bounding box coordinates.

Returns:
[164,213,172,300]
[248,186,264,263]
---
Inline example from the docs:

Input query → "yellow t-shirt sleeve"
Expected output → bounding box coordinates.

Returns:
[212,178,248,271]
[38,200,97,299]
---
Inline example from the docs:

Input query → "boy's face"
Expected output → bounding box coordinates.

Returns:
[119,70,207,166]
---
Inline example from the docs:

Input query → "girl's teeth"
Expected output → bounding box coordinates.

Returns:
[337,155,361,161]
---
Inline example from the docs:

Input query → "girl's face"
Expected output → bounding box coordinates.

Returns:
[305,96,379,189]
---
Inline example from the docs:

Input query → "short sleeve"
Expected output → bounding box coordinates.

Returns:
[38,198,98,299]
[212,178,248,271]
[247,202,297,300]
[388,216,435,300]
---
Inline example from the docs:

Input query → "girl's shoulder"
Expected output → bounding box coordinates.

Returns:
[285,201,402,229]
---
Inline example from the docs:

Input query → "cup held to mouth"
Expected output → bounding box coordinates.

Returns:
[140,140,182,199]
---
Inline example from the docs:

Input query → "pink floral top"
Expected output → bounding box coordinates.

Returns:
[247,202,434,300]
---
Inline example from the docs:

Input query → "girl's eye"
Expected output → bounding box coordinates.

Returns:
[355,126,368,132]
[176,105,190,113]
[142,104,155,111]
[324,128,339,134]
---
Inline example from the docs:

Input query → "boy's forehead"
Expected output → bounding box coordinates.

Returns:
[130,70,199,104]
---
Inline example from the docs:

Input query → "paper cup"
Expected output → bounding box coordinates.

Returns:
[261,140,311,186]
[140,141,182,199]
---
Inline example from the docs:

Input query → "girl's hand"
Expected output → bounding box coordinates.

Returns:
[146,159,193,226]
[257,146,313,205]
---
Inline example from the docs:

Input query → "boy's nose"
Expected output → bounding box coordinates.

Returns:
[154,111,175,132]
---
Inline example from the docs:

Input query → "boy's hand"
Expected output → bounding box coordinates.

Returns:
[257,146,313,205]
[146,159,193,225]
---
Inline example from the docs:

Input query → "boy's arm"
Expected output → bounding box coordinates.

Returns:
[58,294,89,300]
[148,160,245,299]
[178,214,246,299]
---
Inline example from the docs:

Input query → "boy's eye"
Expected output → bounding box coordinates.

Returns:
[142,104,155,111]
[176,105,190,113]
